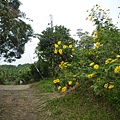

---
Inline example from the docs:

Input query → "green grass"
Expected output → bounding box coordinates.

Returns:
[35,79,119,120]
[35,78,55,93]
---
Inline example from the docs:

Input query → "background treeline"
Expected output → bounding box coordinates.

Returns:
[0,63,43,85]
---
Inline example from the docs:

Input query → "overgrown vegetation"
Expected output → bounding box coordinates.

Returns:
[34,79,119,120]
[52,4,120,116]
[0,1,120,119]
[0,64,38,84]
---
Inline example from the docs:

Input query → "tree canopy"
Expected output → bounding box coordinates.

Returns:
[35,25,75,77]
[0,0,33,62]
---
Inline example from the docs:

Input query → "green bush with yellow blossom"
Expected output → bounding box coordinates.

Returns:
[53,4,120,111]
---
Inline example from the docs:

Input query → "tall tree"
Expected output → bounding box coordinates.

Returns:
[35,25,75,77]
[76,29,93,49]
[0,0,33,62]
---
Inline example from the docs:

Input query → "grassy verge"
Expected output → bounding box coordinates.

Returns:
[35,78,55,93]
[35,79,119,120]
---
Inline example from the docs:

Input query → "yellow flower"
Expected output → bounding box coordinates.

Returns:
[59,61,70,69]
[108,85,114,89]
[68,81,72,85]
[54,49,57,54]
[58,86,61,91]
[88,73,94,79]
[54,44,58,48]
[53,79,57,84]
[56,79,60,83]
[89,62,94,66]
[72,48,75,51]
[95,42,100,48]
[94,64,99,69]
[96,78,100,82]
[59,64,62,69]
[59,49,63,54]
[104,83,108,89]
[105,58,112,64]
[63,45,67,49]
[67,64,71,66]
[61,86,67,93]
[111,59,117,63]
[53,79,60,84]
[69,44,72,48]
[116,55,120,58]
[114,66,120,73]
[57,41,61,45]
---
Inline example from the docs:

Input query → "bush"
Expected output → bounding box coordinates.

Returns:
[53,4,120,112]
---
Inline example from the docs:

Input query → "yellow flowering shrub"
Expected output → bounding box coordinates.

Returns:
[114,66,120,73]
[54,44,58,48]
[59,61,70,69]
[93,64,99,69]
[63,45,67,49]
[105,58,112,64]
[88,73,94,79]
[72,48,74,51]
[57,41,61,45]
[61,86,67,93]
[69,44,72,48]
[54,49,57,54]
[116,55,120,58]
[52,5,120,112]
[95,42,100,49]
[68,81,72,85]
[58,86,62,91]
[59,49,63,55]
[89,62,94,66]
[108,85,114,90]
[53,79,60,84]
[104,83,108,89]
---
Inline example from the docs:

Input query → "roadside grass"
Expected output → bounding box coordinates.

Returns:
[35,78,55,93]
[35,79,119,120]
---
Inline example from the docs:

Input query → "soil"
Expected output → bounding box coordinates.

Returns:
[0,85,58,120]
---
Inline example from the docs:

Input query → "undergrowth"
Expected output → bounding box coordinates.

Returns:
[40,80,120,120]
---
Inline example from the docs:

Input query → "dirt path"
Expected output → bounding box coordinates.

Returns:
[0,85,58,120]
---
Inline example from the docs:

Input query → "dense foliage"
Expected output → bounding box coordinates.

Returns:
[0,1,119,116]
[35,25,75,77]
[0,0,33,62]
[53,5,120,112]
[0,64,34,84]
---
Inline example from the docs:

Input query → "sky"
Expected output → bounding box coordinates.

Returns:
[1,0,120,65]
